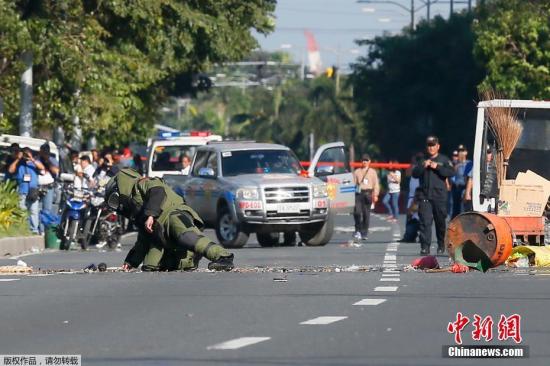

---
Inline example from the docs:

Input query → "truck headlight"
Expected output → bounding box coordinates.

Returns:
[236,188,260,200]
[313,184,328,198]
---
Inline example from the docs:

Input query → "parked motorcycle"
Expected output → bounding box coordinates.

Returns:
[57,174,93,250]
[81,180,122,250]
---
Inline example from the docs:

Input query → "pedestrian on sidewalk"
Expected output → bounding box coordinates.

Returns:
[382,159,401,222]
[353,154,380,241]
[412,136,455,255]
[8,147,45,234]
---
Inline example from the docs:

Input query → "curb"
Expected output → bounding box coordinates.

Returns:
[0,236,45,257]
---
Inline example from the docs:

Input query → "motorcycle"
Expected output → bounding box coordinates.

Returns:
[57,174,93,250]
[81,180,122,250]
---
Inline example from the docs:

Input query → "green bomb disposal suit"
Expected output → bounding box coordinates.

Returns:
[106,169,234,271]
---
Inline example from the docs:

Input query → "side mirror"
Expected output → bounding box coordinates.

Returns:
[198,167,216,178]
[60,173,75,182]
[315,165,334,176]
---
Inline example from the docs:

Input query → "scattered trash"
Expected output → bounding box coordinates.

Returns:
[273,277,288,282]
[334,268,341,273]
[0,265,33,274]
[16,260,28,267]
[340,240,363,248]
[97,263,107,272]
[186,313,194,318]
[63,320,69,324]
[411,256,439,270]
[84,264,97,272]
[344,265,360,272]
[426,263,469,273]
[506,246,550,268]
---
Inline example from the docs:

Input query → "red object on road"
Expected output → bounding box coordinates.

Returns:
[411,255,439,269]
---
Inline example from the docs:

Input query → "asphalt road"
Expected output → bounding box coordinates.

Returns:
[1,214,549,366]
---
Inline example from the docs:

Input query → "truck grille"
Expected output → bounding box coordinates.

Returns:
[264,186,310,203]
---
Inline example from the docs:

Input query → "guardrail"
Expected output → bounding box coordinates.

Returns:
[300,162,411,170]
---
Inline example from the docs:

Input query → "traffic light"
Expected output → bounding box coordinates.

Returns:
[325,66,338,79]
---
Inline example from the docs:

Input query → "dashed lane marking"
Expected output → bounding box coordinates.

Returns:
[380,278,400,282]
[206,337,271,350]
[0,278,20,282]
[353,298,387,306]
[374,286,398,292]
[300,316,348,325]
[384,255,397,261]
[382,273,400,277]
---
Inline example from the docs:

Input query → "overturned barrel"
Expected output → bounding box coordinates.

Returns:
[445,212,513,271]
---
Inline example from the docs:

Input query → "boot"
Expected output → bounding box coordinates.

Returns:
[208,253,234,271]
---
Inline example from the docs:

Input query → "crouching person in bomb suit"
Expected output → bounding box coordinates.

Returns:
[105,168,234,271]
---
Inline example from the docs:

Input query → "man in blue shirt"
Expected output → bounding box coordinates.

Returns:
[8,147,45,234]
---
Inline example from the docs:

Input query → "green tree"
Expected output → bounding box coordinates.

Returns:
[0,0,275,146]
[351,12,484,160]
[474,0,550,98]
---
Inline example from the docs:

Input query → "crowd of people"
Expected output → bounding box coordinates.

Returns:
[353,135,475,256]
[2,142,145,234]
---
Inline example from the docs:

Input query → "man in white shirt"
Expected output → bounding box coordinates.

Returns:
[75,156,96,189]
[180,155,191,175]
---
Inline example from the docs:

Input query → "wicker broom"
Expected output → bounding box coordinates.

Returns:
[480,90,523,188]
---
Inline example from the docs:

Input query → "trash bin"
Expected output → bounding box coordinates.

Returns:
[446,212,513,271]
[45,225,61,249]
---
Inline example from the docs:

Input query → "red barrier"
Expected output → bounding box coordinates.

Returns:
[300,161,411,170]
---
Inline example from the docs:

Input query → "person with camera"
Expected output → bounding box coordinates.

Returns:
[412,136,455,255]
[8,147,45,234]
[37,143,60,215]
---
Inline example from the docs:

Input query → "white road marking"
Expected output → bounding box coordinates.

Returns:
[386,248,398,252]
[300,316,348,325]
[207,337,271,350]
[353,298,387,306]
[382,273,400,277]
[0,278,20,282]
[374,286,398,292]
[380,278,400,282]
[384,255,397,261]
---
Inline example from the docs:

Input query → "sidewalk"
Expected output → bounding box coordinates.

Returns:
[0,235,44,257]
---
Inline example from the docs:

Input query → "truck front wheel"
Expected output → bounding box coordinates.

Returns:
[298,214,334,246]
[215,207,249,248]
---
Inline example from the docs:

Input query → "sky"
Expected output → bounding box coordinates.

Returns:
[255,0,474,72]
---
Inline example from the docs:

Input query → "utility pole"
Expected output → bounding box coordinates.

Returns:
[19,51,33,137]
[450,0,454,15]
[426,0,431,21]
[411,0,415,30]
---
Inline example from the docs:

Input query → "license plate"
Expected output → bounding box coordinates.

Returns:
[277,203,301,213]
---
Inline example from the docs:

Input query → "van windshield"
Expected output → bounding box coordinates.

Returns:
[151,145,196,172]
[222,150,303,177]
[507,108,550,180]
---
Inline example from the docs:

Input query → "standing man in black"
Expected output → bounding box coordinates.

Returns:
[412,136,455,255]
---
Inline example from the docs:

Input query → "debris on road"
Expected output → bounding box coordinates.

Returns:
[273,277,288,282]
[506,246,550,268]
[411,256,439,270]
[426,263,470,273]
[97,263,107,272]
[16,260,28,267]
[0,265,33,274]
[340,240,363,248]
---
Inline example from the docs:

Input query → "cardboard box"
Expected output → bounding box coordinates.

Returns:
[498,179,547,217]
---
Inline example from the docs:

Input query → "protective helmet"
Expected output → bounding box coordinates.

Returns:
[104,168,142,211]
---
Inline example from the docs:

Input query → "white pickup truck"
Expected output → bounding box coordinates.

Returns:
[164,141,355,248]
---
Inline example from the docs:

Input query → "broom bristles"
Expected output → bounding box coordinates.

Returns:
[479,89,523,187]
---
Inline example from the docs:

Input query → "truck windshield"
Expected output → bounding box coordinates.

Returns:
[507,108,550,180]
[222,150,303,177]
[151,145,196,171]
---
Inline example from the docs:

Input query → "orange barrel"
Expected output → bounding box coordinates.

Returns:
[445,212,513,271]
